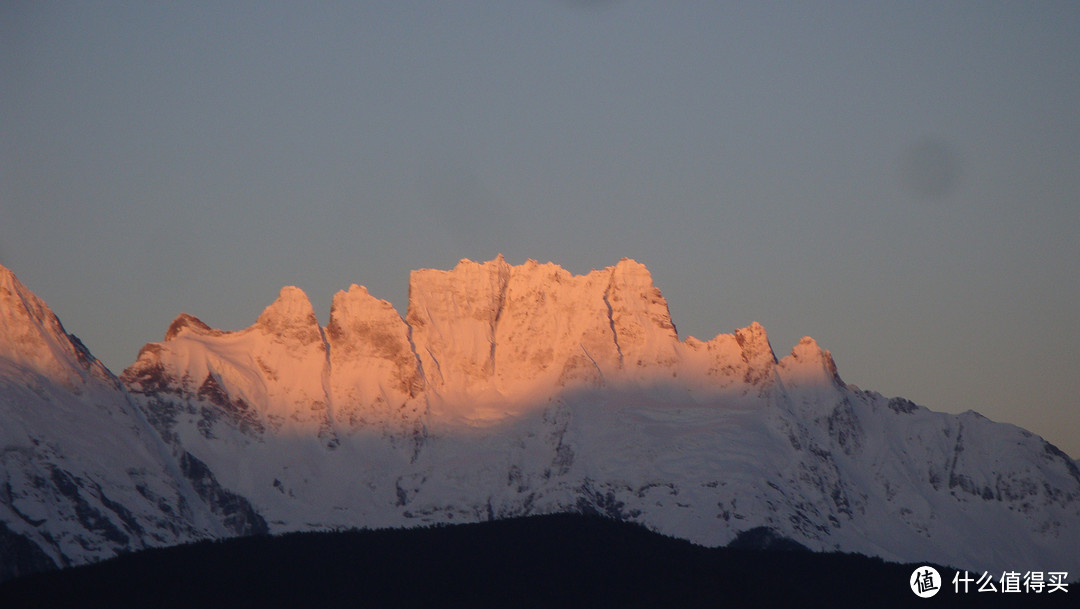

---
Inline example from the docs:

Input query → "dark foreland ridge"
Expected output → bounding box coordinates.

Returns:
[2,513,1072,609]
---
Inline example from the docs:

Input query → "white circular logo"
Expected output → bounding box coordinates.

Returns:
[910,566,942,598]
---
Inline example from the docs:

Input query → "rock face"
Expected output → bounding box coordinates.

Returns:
[405,256,683,405]
[326,284,425,435]
[2,257,1079,579]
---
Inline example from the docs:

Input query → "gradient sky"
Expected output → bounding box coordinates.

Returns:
[2,2,1078,456]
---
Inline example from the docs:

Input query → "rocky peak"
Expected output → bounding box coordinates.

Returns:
[777,336,844,389]
[734,322,776,364]
[328,285,395,337]
[729,322,778,388]
[0,264,110,385]
[325,284,424,421]
[406,256,686,395]
[606,258,679,369]
[0,263,19,295]
[406,256,512,392]
[327,285,413,363]
[254,286,323,346]
[164,313,218,341]
[491,258,617,391]
[0,265,58,347]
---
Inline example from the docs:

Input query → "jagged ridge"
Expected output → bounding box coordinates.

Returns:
[1,258,1078,581]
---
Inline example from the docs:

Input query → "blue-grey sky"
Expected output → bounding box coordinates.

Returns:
[2,2,1078,456]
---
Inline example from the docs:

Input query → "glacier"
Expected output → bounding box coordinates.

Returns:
[1,256,1078,579]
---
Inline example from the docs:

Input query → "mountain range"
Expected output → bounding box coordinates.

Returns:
[1,256,1077,581]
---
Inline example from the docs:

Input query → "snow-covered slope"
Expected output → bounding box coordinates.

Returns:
[3,257,1078,578]
[121,282,430,530]
[0,265,264,580]
[115,256,1080,574]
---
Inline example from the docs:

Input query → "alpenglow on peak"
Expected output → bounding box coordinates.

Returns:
[123,256,844,419]
[2,259,1078,581]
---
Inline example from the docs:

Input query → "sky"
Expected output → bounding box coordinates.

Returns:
[1,2,1078,456]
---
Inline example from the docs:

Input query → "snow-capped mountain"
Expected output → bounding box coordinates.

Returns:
[0,266,264,580]
[2,257,1079,579]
